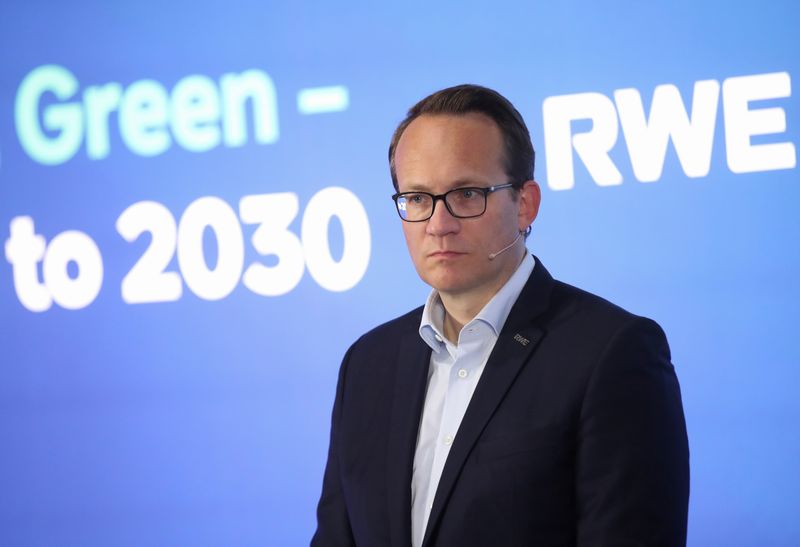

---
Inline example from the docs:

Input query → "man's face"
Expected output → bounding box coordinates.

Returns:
[393,113,538,300]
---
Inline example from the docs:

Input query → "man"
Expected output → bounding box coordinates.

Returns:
[312,84,689,546]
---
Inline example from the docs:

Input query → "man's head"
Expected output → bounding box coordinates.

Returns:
[389,85,540,304]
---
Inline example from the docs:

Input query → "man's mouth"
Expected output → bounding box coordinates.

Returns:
[428,250,466,258]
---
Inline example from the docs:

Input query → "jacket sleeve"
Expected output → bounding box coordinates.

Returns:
[310,343,357,547]
[576,317,690,546]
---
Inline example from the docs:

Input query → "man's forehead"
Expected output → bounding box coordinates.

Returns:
[394,113,507,191]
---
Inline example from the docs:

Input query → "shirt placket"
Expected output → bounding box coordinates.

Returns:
[422,330,483,526]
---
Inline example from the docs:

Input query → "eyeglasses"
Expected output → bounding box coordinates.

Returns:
[391,182,519,222]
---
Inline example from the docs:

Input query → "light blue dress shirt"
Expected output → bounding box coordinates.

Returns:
[410,253,535,547]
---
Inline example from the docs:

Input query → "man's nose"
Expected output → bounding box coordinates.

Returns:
[426,198,460,235]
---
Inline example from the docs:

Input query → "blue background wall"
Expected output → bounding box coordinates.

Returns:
[1,1,798,545]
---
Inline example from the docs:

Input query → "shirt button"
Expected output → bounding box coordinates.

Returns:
[434,333,443,342]
[457,368,468,379]
[444,435,453,445]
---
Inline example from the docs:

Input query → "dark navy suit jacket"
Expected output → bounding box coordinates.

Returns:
[312,258,689,546]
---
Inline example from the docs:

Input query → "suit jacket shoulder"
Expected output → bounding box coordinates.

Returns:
[339,304,425,393]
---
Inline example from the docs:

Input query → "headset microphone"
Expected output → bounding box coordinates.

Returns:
[488,231,523,260]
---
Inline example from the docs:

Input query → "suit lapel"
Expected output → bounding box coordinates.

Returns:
[421,257,555,546]
[387,325,431,547]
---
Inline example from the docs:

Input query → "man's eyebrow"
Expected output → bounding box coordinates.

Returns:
[402,183,431,192]
[401,178,490,192]
[450,178,490,188]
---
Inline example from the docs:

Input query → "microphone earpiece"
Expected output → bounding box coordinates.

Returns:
[488,230,524,260]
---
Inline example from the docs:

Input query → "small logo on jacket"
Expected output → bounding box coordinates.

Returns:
[514,334,530,346]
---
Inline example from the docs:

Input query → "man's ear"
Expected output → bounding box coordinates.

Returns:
[517,180,541,231]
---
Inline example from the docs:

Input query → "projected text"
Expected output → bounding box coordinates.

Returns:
[15,64,280,164]
[4,188,371,311]
[542,71,796,189]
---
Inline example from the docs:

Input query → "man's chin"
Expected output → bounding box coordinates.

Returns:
[422,273,473,296]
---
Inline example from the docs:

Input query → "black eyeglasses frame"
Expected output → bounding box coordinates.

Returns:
[391,182,520,222]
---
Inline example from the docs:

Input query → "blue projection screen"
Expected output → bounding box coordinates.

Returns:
[1,2,798,545]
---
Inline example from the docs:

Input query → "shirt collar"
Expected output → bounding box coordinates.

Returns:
[419,253,536,353]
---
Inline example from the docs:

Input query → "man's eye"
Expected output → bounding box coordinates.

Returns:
[459,189,476,199]
[406,194,426,204]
